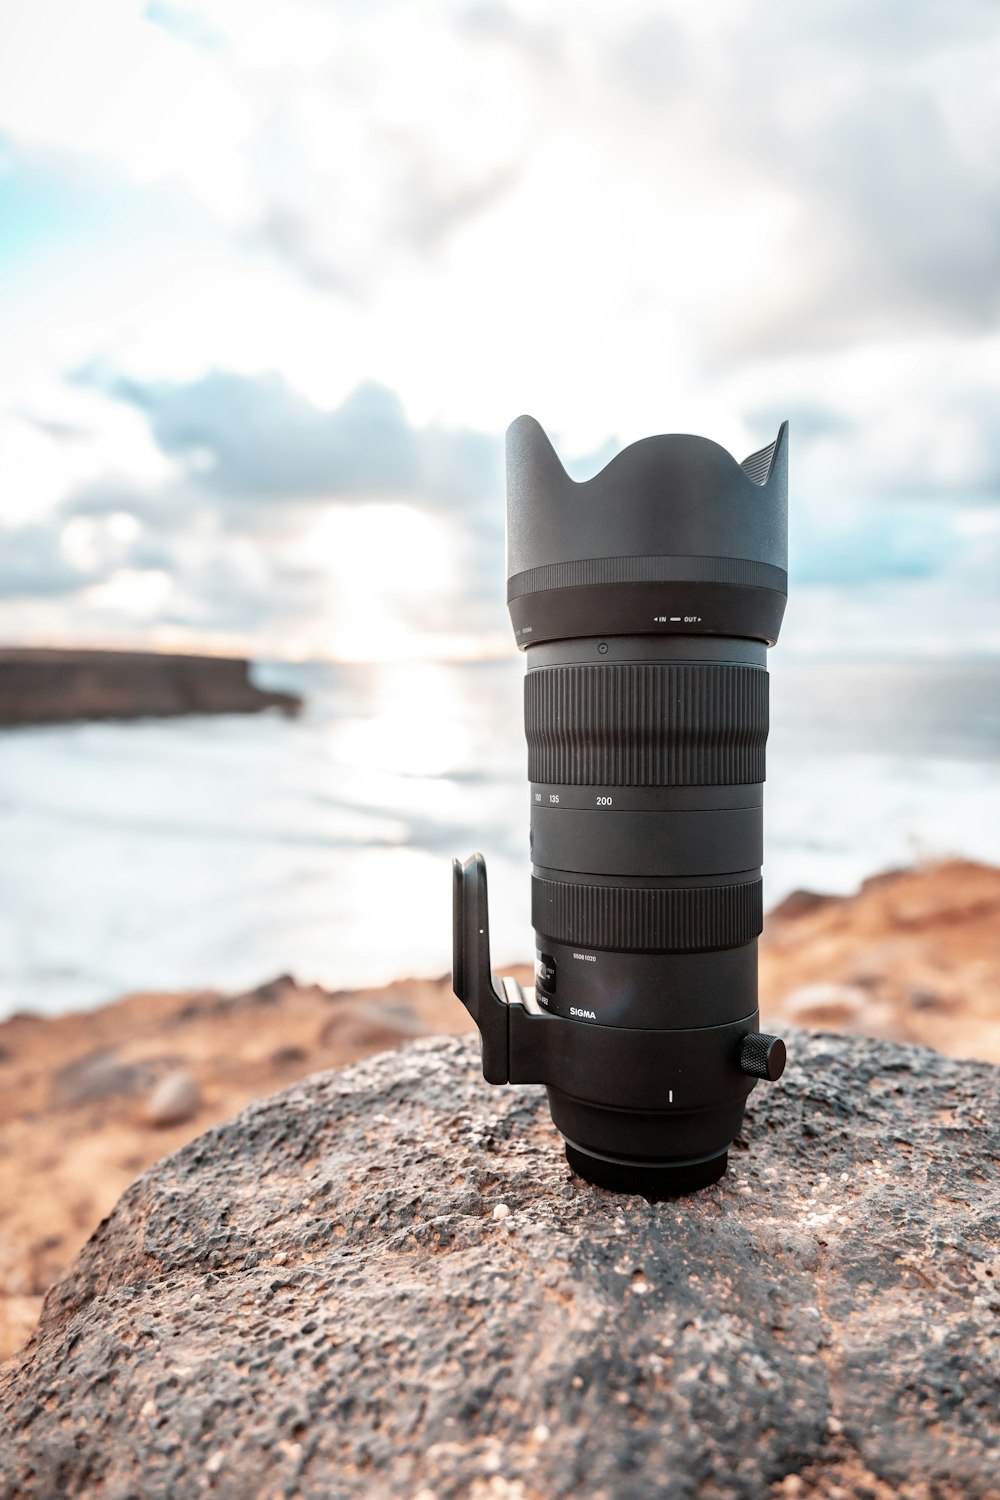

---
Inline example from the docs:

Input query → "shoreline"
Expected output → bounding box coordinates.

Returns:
[2,856,998,1363]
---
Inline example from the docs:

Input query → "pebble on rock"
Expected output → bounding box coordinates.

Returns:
[142,1067,201,1127]
[782,982,867,1024]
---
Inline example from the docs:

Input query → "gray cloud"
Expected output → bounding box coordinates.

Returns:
[708,7,1000,350]
[157,553,333,634]
[554,2,1000,357]
[759,0,999,56]
[97,371,503,508]
[0,525,104,600]
[458,3,564,66]
[256,159,523,295]
[68,371,629,640]
[2,374,508,645]
[767,92,998,345]
[748,401,853,446]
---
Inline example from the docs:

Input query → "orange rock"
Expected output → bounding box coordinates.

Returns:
[761,858,1000,1063]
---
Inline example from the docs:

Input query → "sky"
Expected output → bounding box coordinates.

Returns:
[0,0,998,662]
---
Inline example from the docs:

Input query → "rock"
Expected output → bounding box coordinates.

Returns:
[0,1294,42,1369]
[142,1068,201,1128]
[318,996,436,1053]
[244,974,299,1006]
[767,888,843,923]
[269,1044,309,1068]
[0,647,300,724]
[760,860,1000,1064]
[49,1048,154,1107]
[0,968,488,1360]
[782,982,867,1025]
[906,984,950,1012]
[1,1032,997,1499]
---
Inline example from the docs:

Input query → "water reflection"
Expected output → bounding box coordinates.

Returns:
[0,656,996,1016]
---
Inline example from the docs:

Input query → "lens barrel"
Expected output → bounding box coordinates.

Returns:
[453,416,788,1197]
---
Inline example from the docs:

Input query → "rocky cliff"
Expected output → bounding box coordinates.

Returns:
[0,1031,996,1499]
[0,647,299,724]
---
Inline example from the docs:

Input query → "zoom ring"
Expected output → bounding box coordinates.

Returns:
[532,876,764,953]
[525,662,767,786]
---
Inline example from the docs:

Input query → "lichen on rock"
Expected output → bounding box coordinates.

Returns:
[1,1031,997,1499]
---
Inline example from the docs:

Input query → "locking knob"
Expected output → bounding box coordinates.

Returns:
[739,1032,786,1082]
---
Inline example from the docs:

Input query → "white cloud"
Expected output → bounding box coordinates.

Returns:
[0,0,254,222]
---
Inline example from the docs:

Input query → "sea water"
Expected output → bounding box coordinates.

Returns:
[0,656,997,1018]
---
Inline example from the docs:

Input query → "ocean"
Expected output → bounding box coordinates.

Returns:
[1,656,998,1019]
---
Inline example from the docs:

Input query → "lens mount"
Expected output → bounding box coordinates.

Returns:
[564,1142,729,1200]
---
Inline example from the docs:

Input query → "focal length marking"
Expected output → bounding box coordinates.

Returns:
[530,783,763,812]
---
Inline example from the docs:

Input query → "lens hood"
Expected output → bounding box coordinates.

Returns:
[506,418,788,648]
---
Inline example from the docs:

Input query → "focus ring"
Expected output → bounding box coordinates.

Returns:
[525,662,767,786]
[532,876,763,952]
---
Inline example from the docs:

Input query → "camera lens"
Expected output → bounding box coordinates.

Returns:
[453,416,789,1196]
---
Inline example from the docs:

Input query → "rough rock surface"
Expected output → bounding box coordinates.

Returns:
[1,1033,997,1499]
[0,971,487,1360]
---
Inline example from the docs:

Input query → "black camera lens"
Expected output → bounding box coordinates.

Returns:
[453,416,789,1197]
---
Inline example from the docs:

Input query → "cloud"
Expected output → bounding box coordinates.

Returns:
[692,4,1000,352]
[0,368,986,651]
[85,370,503,509]
[255,158,525,297]
[0,373,510,654]
[1,0,997,367]
[783,523,1000,660]
[2,0,998,440]
[0,369,996,659]
[0,525,103,600]
[451,1,1000,362]
[791,499,961,586]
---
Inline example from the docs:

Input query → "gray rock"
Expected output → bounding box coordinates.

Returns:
[50,1048,155,1107]
[1,1032,997,1500]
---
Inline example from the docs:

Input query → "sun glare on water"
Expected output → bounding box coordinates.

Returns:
[293,501,465,664]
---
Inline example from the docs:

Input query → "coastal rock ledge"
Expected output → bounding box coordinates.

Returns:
[1,1033,997,1500]
[0,647,299,724]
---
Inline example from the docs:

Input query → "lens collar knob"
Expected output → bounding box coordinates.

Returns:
[739,1032,786,1082]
